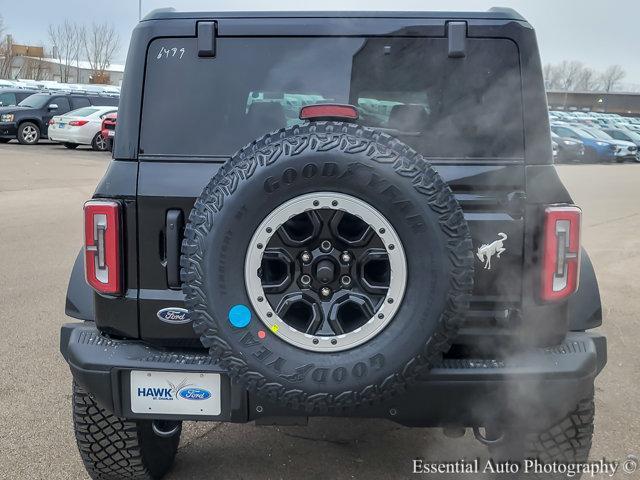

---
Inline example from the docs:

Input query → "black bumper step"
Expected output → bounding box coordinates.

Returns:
[61,322,606,427]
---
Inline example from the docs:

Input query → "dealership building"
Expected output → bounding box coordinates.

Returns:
[547,91,640,116]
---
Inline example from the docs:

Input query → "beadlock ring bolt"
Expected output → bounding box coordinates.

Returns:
[320,287,332,298]
[300,274,311,286]
[340,275,352,286]
[320,240,332,252]
[341,252,351,263]
[301,251,312,263]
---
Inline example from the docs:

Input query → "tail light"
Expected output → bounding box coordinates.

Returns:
[299,104,359,121]
[84,200,122,294]
[69,120,89,126]
[48,119,54,125]
[541,205,581,301]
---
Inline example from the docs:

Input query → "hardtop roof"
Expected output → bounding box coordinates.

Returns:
[143,8,526,22]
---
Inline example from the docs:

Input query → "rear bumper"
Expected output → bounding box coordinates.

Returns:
[60,322,606,427]
[48,127,93,145]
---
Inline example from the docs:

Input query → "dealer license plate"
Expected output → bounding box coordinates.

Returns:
[130,370,221,415]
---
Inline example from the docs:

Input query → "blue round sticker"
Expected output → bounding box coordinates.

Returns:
[228,304,251,328]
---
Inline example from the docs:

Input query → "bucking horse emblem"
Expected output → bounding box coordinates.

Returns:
[476,233,507,270]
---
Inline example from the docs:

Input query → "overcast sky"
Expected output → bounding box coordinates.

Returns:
[2,0,639,85]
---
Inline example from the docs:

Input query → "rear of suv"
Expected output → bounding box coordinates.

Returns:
[61,9,606,479]
[0,92,119,145]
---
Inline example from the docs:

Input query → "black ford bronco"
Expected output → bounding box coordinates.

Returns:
[60,9,606,479]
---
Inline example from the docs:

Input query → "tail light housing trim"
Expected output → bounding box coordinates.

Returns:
[69,120,89,126]
[84,200,122,295]
[541,205,581,301]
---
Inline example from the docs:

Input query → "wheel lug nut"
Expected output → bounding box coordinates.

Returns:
[301,251,312,263]
[320,240,332,253]
[320,287,332,298]
[340,275,351,286]
[300,274,311,286]
[341,252,351,263]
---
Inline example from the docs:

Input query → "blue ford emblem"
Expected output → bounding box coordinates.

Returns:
[178,387,211,400]
[157,307,191,324]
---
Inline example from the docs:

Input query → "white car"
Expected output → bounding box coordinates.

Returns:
[48,106,118,151]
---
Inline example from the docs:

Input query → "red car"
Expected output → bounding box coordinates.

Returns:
[100,112,117,151]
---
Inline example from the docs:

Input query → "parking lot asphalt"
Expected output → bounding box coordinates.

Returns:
[0,142,637,479]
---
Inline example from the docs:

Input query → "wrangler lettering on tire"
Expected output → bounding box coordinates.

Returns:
[181,122,474,412]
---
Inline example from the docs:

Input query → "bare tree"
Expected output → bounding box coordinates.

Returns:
[554,60,584,91]
[542,63,554,90]
[600,65,626,92]
[48,20,83,83]
[575,67,600,92]
[75,24,86,82]
[84,22,120,82]
[544,62,567,90]
[0,14,16,79]
[19,56,50,80]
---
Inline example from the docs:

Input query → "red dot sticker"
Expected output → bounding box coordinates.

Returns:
[258,330,266,340]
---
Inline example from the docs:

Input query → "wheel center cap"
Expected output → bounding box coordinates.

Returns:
[315,258,335,284]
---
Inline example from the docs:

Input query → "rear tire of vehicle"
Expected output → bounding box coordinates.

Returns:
[64,143,79,149]
[17,122,40,145]
[0,138,10,143]
[92,132,108,151]
[488,392,595,479]
[72,382,181,480]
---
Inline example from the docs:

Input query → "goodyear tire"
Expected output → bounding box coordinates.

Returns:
[181,122,474,412]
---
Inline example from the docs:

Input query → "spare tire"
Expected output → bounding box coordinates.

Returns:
[181,122,474,412]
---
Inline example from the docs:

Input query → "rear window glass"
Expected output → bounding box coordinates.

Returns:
[141,37,523,158]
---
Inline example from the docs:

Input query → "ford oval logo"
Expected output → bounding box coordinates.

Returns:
[157,307,191,324]
[178,387,211,400]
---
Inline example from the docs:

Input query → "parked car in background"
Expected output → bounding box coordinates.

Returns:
[576,125,638,163]
[551,131,585,163]
[602,127,640,153]
[0,92,119,145]
[100,112,117,151]
[0,88,38,108]
[603,128,640,162]
[48,106,118,151]
[551,124,617,162]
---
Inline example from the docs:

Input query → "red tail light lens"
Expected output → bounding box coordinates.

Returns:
[299,104,359,121]
[69,120,89,126]
[84,200,121,295]
[48,119,55,125]
[541,205,581,301]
